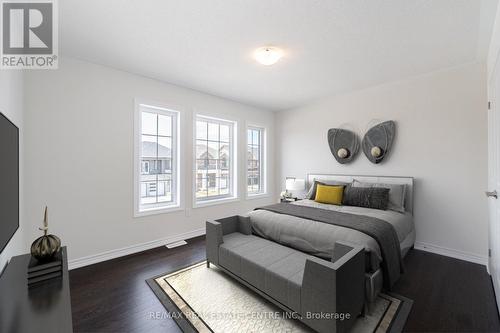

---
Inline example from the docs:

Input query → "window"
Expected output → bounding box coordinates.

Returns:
[135,103,179,215]
[247,127,265,195]
[195,116,236,203]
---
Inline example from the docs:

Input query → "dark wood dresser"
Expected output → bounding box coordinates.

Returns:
[0,247,73,333]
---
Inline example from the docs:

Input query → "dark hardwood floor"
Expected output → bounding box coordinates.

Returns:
[393,250,500,332]
[70,237,500,332]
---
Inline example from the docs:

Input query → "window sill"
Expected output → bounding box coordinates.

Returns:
[134,205,183,218]
[193,196,239,209]
[246,193,270,200]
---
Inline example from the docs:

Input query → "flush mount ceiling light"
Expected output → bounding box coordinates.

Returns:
[254,47,283,66]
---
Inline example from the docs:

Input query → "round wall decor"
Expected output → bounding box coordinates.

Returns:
[327,128,359,164]
[362,120,396,164]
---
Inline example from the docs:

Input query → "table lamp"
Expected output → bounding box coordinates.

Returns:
[285,178,305,198]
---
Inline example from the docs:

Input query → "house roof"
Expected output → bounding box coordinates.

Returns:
[142,141,171,158]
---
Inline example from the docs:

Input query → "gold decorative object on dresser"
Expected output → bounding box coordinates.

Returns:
[30,206,61,262]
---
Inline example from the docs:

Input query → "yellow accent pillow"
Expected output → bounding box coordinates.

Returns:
[314,184,344,205]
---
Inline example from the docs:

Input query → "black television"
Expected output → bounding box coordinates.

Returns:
[0,112,19,254]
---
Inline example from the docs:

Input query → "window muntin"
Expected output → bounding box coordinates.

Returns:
[137,105,179,213]
[195,116,235,201]
[247,127,265,195]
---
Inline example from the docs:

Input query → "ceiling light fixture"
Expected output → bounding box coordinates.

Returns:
[254,46,283,66]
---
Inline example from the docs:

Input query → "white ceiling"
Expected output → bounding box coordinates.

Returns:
[60,0,498,111]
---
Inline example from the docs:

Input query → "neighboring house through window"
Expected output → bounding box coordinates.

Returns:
[195,115,236,203]
[247,126,265,195]
[135,103,179,215]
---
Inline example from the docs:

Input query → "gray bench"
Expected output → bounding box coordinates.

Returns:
[206,215,365,333]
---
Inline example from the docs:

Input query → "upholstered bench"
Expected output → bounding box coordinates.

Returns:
[206,215,365,333]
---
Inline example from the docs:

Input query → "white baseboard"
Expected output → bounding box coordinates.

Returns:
[166,240,188,249]
[68,228,205,270]
[68,232,488,270]
[414,241,488,266]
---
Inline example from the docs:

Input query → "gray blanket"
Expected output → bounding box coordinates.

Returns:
[255,203,403,290]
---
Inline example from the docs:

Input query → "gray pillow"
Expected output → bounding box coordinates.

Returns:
[305,179,350,200]
[342,185,390,210]
[352,180,406,213]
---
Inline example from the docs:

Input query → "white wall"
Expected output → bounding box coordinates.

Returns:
[275,63,488,262]
[22,58,487,267]
[488,2,500,80]
[0,71,25,272]
[24,57,275,266]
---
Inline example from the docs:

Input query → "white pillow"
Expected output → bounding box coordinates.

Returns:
[352,180,406,213]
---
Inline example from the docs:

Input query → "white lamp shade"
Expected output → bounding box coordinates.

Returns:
[285,178,305,191]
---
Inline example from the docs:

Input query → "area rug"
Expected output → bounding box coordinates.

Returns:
[147,261,412,333]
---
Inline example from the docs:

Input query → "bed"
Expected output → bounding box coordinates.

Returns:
[247,174,415,299]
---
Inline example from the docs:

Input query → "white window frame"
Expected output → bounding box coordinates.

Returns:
[134,100,182,217]
[193,114,238,208]
[246,125,267,198]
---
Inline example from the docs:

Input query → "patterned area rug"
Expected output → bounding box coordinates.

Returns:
[147,261,412,333]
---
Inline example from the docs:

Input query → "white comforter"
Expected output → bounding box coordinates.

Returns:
[247,200,414,271]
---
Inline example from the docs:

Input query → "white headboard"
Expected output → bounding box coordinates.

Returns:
[307,174,414,215]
